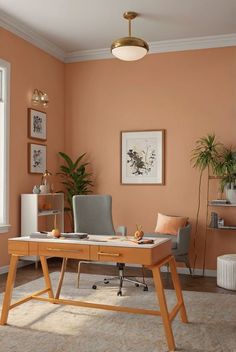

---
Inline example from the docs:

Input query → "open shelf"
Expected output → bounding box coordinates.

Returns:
[38,210,62,216]
[208,202,236,207]
[208,227,236,231]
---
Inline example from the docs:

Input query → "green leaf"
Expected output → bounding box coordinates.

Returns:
[59,152,74,169]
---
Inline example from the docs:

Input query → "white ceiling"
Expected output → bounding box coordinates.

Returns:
[0,0,236,62]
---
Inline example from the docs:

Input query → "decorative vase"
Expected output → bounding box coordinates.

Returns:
[33,185,41,194]
[226,189,236,204]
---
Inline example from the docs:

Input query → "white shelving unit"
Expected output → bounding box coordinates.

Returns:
[21,193,64,266]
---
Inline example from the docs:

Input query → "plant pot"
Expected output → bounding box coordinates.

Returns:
[226,189,236,204]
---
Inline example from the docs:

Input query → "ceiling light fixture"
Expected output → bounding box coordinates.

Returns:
[111,11,149,61]
[32,89,49,107]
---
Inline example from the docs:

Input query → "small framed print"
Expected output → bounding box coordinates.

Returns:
[121,130,165,185]
[28,108,47,140]
[28,143,46,174]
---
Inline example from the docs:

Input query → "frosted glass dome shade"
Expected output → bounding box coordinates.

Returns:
[111,37,149,61]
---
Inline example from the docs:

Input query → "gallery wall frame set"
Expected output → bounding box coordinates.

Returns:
[28,108,47,174]
[121,130,165,185]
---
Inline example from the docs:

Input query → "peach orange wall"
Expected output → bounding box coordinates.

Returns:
[0,28,65,267]
[65,47,236,270]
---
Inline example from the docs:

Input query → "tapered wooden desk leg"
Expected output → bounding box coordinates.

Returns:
[55,257,68,299]
[169,256,188,323]
[0,255,19,325]
[152,265,176,352]
[40,256,54,299]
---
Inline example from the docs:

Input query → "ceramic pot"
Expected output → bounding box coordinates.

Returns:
[226,189,236,204]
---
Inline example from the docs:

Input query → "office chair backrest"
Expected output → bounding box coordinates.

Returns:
[73,195,116,236]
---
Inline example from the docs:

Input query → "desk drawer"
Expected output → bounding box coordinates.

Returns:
[95,246,152,265]
[38,242,89,260]
[8,241,29,256]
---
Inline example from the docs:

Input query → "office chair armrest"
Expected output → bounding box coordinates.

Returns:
[176,224,191,254]
[116,226,127,236]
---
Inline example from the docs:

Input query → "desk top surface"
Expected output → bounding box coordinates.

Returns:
[9,235,170,248]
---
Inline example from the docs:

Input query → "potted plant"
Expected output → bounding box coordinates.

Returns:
[191,134,221,270]
[58,152,93,228]
[215,147,236,203]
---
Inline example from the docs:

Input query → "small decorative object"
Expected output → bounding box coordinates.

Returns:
[51,228,60,238]
[32,185,41,194]
[39,185,47,194]
[121,130,165,184]
[28,108,47,140]
[134,224,144,240]
[209,212,218,228]
[41,169,52,193]
[29,143,46,174]
[218,218,225,228]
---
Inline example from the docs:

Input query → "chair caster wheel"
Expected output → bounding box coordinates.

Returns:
[104,279,109,284]
[92,285,97,289]
[117,291,122,296]
[143,286,148,291]
[135,283,139,287]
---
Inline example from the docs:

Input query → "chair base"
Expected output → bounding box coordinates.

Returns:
[78,261,148,296]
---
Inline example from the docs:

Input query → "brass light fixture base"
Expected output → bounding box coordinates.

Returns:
[123,12,138,21]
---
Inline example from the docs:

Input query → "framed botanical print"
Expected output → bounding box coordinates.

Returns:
[28,108,47,140]
[28,143,46,174]
[121,130,165,185]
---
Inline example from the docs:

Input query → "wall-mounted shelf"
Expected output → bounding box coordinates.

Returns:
[38,210,62,216]
[207,227,236,231]
[208,202,236,207]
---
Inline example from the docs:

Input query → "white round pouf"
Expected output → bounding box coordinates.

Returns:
[217,254,236,290]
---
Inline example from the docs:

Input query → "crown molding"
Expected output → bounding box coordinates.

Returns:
[0,11,65,62]
[65,33,236,63]
[64,48,113,63]
[0,9,235,64]
[149,33,236,53]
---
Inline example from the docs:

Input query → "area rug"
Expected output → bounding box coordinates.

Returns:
[0,272,236,352]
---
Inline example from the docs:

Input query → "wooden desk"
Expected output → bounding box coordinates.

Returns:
[0,236,188,351]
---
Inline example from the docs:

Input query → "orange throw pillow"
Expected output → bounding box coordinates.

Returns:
[155,213,188,235]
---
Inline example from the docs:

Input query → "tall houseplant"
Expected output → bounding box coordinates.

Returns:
[191,134,220,272]
[58,152,93,228]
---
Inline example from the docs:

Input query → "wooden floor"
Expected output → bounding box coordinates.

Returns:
[0,258,235,295]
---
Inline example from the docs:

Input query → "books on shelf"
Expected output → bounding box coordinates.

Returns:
[38,209,61,216]
[29,232,50,238]
[61,233,88,239]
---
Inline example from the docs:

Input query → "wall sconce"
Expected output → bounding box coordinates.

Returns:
[32,89,49,107]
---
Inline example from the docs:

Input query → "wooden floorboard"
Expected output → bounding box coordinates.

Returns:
[0,258,235,295]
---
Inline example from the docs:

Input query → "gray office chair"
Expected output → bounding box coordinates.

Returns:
[145,223,192,275]
[73,194,148,296]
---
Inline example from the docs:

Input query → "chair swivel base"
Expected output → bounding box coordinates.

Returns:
[92,263,148,296]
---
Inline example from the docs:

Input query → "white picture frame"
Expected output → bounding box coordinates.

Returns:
[28,108,47,140]
[28,143,46,174]
[121,130,165,185]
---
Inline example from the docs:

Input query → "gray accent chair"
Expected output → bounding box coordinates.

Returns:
[145,223,192,275]
[73,194,148,296]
